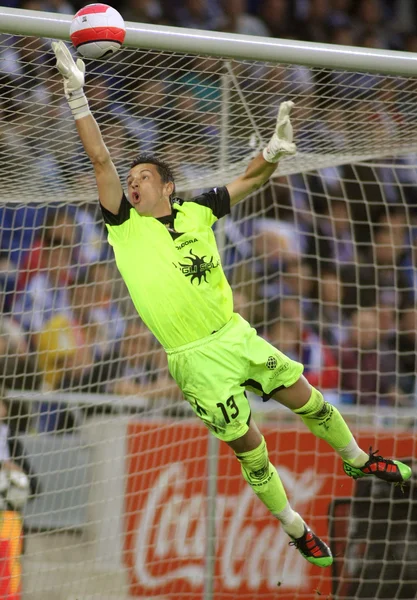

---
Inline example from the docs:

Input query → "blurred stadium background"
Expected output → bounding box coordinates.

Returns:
[0,1,417,599]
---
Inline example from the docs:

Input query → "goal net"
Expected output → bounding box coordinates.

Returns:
[0,11,416,600]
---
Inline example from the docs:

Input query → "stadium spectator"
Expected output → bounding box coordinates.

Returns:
[221,0,270,37]
[36,311,91,393]
[268,318,299,362]
[87,73,127,131]
[327,0,353,29]
[170,83,218,144]
[31,263,119,430]
[310,267,349,347]
[295,0,331,43]
[340,307,401,405]
[268,296,339,390]
[121,77,168,153]
[170,55,221,116]
[404,32,417,53]
[17,208,75,292]
[71,316,182,411]
[397,308,417,397]
[32,264,127,430]
[70,262,125,365]
[0,250,18,313]
[121,0,164,24]
[292,100,331,153]
[376,205,409,250]
[164,140,213,196]
[34,262,123,394]
[0,314,40,391]
[279,259,315,317]
[329,24,355,46]
[16,206,106,293]
[0,76,21,175]
[258,0,293,39]
[232,289,251,321]
[391,1,417,37]
[13,29,49,81]
[304,196,357,273]
[43,0,75,14]
[253,217,305,300]
[108,319,182,404]
[35,262,124,398]
[13,229,73,337]
[174,0,225,31]
[342,220,413,313]
[352,0,393,49]
[401,231,417,299]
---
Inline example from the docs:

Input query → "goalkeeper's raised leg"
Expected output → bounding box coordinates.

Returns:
[271,378,412,486]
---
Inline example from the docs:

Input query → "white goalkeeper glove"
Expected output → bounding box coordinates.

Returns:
[263,100,297,163]
[52,40,90,121]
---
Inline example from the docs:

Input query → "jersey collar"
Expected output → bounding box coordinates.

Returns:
[156,208,181,239]
[157,211,175,225]
[156,196,183,227]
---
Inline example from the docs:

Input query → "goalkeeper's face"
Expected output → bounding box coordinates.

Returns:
[127,163,174,217]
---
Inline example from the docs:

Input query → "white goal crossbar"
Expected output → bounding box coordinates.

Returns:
[2,6,417,76]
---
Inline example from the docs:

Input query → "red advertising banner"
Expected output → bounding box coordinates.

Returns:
[124,420,415,600]
[0,511,22,600]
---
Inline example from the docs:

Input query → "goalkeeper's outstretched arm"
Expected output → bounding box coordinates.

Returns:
[52,41,123,215]
[226,101,296,206]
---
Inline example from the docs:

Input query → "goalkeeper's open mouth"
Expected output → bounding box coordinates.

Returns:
[132,191,140,205]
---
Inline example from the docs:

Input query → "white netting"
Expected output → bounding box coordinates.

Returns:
[0,25,416,600]
[2,32,417,200]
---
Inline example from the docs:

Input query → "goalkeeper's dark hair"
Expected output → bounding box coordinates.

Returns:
[130,153,176,198]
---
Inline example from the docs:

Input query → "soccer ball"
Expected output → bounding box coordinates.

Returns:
[70,3,126,60]
[0,468,30,511]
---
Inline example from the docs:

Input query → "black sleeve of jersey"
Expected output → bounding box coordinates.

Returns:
[191,186,231,219]
[100,193,132,225]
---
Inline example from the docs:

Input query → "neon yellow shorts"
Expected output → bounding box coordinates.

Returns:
[167,313,304,442]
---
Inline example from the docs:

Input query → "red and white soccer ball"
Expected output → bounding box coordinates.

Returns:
[70,3,126,60]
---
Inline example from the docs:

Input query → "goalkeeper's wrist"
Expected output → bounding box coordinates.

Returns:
[263,133,296,163]
[67,88,91,120]
[262,145,280,164]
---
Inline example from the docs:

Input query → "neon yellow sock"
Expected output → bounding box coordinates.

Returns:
[235,437,288,515]
[293,387,368,465]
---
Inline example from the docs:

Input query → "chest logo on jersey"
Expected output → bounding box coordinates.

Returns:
[174,249,220,285]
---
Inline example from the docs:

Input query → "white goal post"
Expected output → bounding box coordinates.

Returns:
[2,5,417,74]
[0,7,417,600]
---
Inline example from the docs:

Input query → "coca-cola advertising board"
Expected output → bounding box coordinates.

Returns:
[124,420,415,599]
[0,511,22,600]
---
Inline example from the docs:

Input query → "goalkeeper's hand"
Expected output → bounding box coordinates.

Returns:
[263,100,297,163]
[52,40,90,120]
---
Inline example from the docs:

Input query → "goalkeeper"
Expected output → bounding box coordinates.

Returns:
[53,41,411,568]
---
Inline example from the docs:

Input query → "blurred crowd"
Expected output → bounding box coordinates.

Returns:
[0,0,416,434]
[0,206,185,432]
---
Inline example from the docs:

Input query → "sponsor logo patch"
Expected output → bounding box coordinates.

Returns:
[266,356,277,370]
[176,238,197,251]
[174,249,219,285]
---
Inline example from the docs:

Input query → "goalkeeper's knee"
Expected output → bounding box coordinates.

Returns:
[235,436,275,491]
[234,437,288,515]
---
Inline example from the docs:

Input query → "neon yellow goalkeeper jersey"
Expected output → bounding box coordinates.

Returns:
[101,187,233,349]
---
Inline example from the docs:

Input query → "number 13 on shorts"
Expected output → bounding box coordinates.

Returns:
[187,392,251,442]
